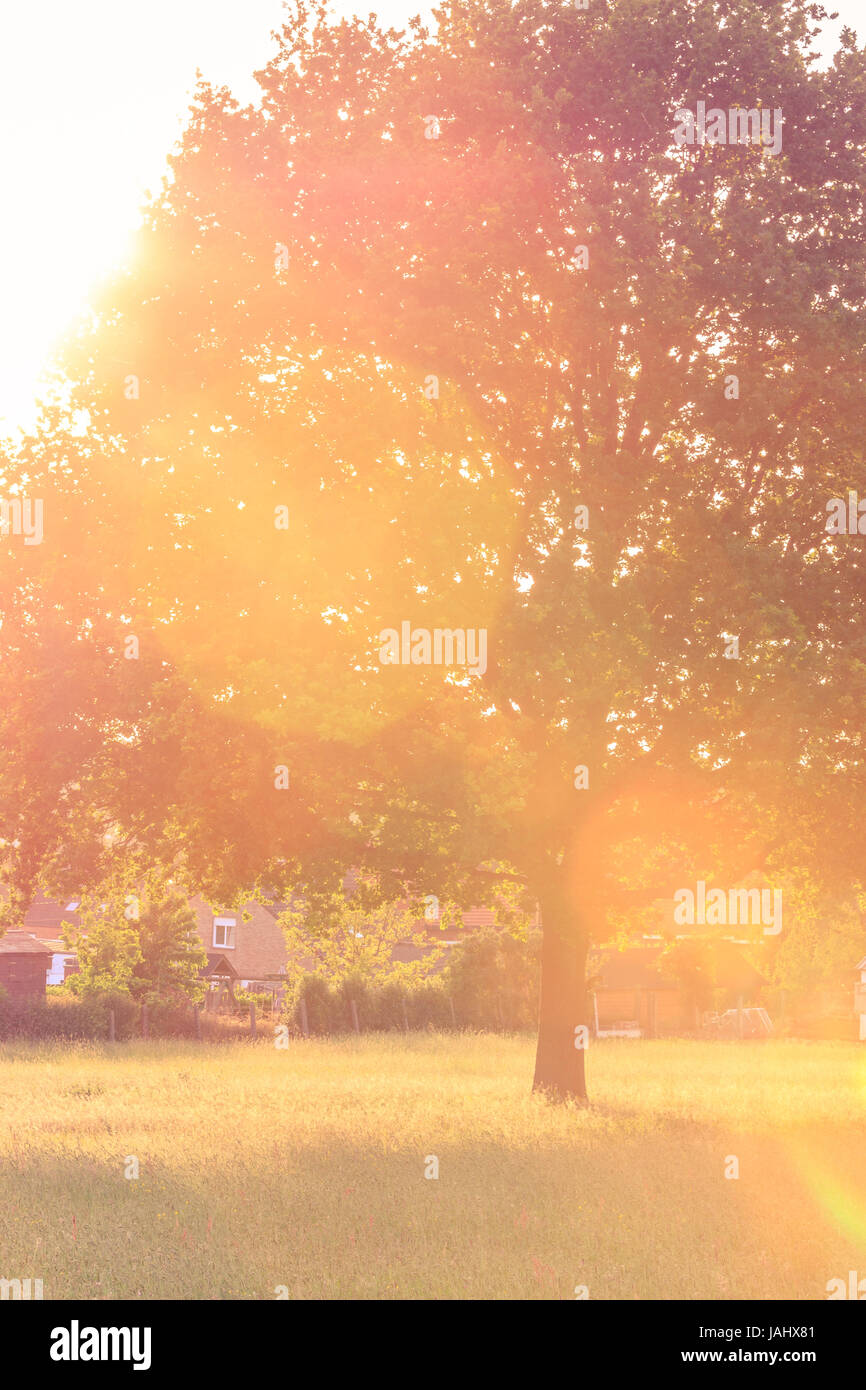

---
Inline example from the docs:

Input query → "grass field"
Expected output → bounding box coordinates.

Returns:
[1,1034,865,1300]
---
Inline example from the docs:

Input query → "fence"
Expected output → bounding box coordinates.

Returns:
[0,982,533,1042]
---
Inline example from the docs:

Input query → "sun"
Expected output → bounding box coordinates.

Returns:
[0,0,295,434]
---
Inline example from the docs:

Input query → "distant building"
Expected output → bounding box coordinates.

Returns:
[0,932,53,1000]
[591,939,766,1037]
[189,898,289,999]
[44,944,79,986]
[14,888,531,998]
[23,896,81,940]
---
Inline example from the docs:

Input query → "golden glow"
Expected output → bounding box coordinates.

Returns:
[0,0,852,434]
[0,0,335,430]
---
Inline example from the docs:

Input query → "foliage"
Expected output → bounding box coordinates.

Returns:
[132,874,208,1005]
[2,0,866,1091]
[658,938,715,1015]
[66,866,207,1006]
[768,891,866,996]
[282,928,539,1032]
[279,882,450,986]
[233,987,273,1017]
[444,928,540,1030]
[285,969,455,1033]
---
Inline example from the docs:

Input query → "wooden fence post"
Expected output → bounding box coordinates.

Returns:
[350,999,360,1034]
[141,1002,149,1040]
[449,996,457,1029]
[249,1002,257,1038]
[194,1003,202,1041]
[108,1008,116,1043]
[401,999,409,1032]
[299,997,309,1037]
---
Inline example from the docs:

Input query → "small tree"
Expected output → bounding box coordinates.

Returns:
[65,891,142,1001]
[67,867,206,1007]
[278,882,452,988]
[132,874,208,1006]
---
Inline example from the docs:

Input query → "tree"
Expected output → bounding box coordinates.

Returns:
[279,880,452,986]
[768,887,866,1002]
[66,902,141,1001]
[6,0,866,1100]
[445,927,539,1030]
[131,874,208,1005]
[68,868,207,1007]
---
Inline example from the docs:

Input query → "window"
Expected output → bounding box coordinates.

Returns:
[213,916,236,949]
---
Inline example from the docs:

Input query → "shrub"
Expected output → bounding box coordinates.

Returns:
[286,974,341,1034]
[444,929,539,1030]
[233,988,272,1018]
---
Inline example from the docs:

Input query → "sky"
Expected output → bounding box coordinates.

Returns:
[0,0,861,434]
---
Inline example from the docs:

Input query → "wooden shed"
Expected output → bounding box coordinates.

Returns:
[0,932,53,1000]
[591,939,766,1038]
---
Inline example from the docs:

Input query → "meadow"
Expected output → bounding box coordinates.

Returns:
[1,1034,865,1300]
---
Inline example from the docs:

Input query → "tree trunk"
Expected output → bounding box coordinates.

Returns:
[533,901,589,1104]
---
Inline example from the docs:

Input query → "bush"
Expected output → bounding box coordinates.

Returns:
[0,991,105,1041]
[286,974,342,1034]
[233,988,273,1018]
[444,929,539,1030]
[335,973,371,1030]
[370,980,409,1030]
[411,980,453,1029]
[277,933,538,1037]
[0,988,223,1041]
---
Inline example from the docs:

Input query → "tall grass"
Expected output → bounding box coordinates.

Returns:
[0,1035,864,1299]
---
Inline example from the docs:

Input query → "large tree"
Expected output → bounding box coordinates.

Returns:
[4,0,866,1099]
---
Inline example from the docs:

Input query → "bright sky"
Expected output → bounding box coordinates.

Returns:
[0,0,860,435]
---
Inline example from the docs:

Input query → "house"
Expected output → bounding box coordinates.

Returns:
[190,898,289,999]
[24,895,81,939]
[8,899,82,987]
[19,893,290,997]
[44,942,79,986]
[13,888,530,998]
[591,938,766,1038]
[0,932,53,1000]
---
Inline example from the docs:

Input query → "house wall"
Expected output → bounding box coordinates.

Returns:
[191,899,287,985]
[650,990,697,1030]
[596,989,643,1025]
[0,955,48,1000]
[595,988,693,1035]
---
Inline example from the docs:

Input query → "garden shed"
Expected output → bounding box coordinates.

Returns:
[591,939,766,1037]
[0,932,53,1000]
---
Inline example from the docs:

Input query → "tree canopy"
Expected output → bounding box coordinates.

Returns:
[3,0,865,1096]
